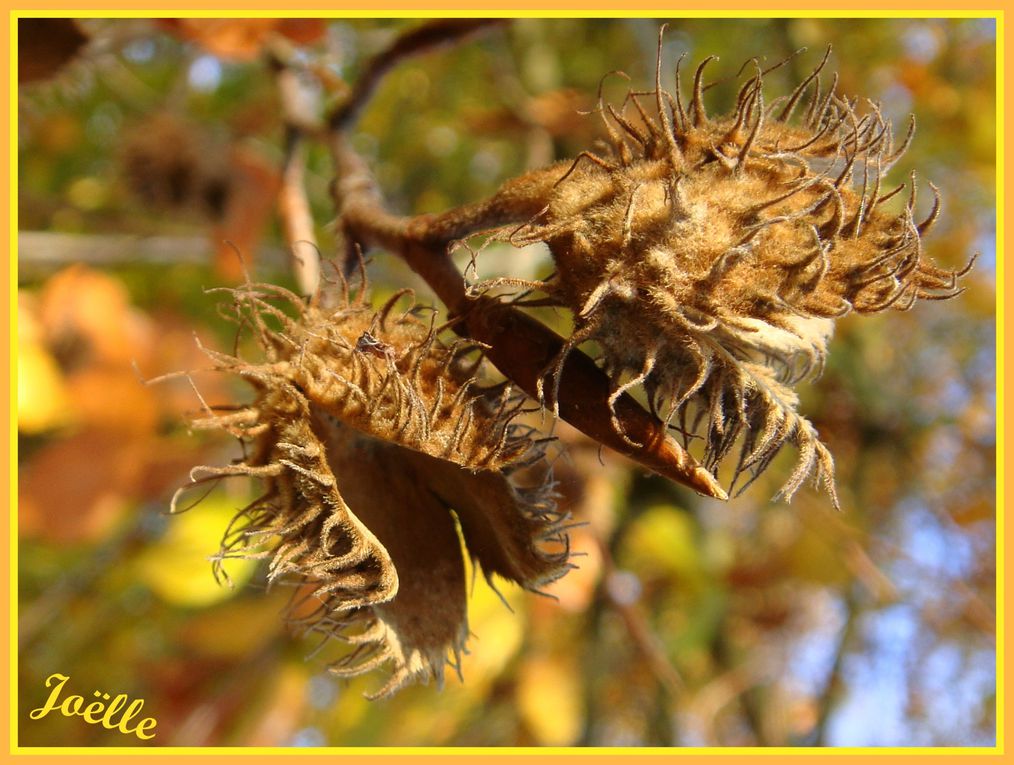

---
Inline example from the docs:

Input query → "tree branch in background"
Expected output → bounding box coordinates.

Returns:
[277,130,321,296]
[594,533,684,697]
[328,19,509,131]
[17,231,292,277]
[812,589,859,746]
[271,44,323,296]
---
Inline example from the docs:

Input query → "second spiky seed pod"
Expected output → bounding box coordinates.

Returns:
[478,45,972,506]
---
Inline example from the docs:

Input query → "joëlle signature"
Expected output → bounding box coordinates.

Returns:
[29,673,157,740]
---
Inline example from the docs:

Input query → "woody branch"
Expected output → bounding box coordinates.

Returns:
[323,22,726,499]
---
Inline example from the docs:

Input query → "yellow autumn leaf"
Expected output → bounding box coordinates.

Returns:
[618,504,704,584]
[17,328,71,433]
[457,567,525,687]
[516,654,584,746]
[134,493,259,607]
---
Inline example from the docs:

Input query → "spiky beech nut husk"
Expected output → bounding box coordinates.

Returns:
[179,282,568,698]
[483,47,974,507]
[120,112,230,217]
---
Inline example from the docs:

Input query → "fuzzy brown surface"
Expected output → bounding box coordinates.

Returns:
[472,49,973,506]
[180,282,568,696]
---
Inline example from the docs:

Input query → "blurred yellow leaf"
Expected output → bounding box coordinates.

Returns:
[18,291,70,432]
[517,654,583,746]
[134,493,258,607]
[65,176,109,211]
[458,576,525,687]
[18,335,71,433]
[178,593,285,659]
[619,505,704,584]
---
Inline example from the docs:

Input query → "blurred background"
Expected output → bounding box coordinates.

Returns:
[17,17,996,747]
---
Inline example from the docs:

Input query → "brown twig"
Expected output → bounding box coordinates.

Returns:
[811,588,858,746]
[323,20,724,498]
[462,296,723,497]
[594,534,684,696]
[278,129,321,296]
[271,45,323,296]
[328,19,508,131]
[330,132,725,499]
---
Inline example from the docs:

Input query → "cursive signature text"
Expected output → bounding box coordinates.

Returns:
[29,673,157,740]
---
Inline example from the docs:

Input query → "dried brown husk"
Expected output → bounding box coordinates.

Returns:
[120,113,231,218]
[180,282,568,697]
[484,47,973,507]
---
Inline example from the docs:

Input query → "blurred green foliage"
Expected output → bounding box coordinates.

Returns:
[18,17,995,747]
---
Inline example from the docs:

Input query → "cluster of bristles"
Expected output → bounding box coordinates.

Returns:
[175,38,973,698]
[475,41,973,506]
[178,278,569,697]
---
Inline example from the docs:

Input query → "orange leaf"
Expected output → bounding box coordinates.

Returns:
[160,19,325,61]
[38,265,153,368]
[64,368,159,436]
[276,19,326,46]
[160,19,279,61]
[213,145,281,282]
[19,429,148,543]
